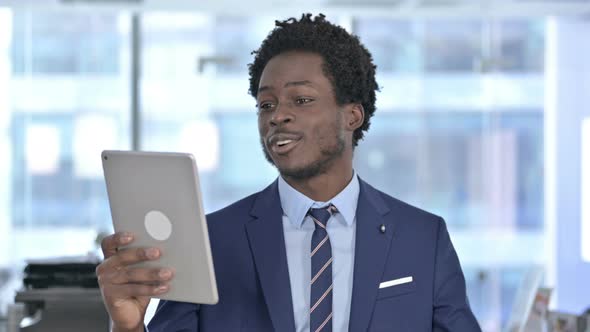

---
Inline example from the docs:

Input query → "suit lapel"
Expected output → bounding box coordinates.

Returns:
[348,179,395,332]
[245,181,296,332]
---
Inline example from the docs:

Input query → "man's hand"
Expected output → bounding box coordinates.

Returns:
[97,232,174,332]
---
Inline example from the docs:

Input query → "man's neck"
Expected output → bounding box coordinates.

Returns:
[282,166,354,202]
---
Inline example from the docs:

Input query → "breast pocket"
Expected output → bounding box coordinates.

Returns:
[370,278,420,332]
[376,277,416,300]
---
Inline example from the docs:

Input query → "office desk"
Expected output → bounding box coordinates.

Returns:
[14,288,108,332]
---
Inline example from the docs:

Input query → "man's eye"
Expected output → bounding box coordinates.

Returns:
[295,97,313,105]
[257,102,275,111]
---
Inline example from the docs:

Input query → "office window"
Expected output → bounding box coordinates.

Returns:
[11,11,121,75]
[354,19,421,73]
[495,20,545,72]
[1,10,131,263]
[424,20,483,72]
[357,19,545,74]
[582,118,590,262]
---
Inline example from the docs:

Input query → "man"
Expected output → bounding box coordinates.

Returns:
[97,14,482,332]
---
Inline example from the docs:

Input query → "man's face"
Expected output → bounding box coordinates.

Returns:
[257,51,349,180]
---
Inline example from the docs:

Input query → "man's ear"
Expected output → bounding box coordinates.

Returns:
[345,103,364,131]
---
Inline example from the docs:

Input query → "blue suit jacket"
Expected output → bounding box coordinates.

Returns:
[148,178,482,331]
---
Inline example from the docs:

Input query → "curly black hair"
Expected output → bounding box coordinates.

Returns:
[248,13,379,147]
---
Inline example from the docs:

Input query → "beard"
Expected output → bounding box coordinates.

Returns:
[260,117,346,181]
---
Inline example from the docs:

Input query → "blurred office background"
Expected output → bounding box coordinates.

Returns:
[0,0,589,331]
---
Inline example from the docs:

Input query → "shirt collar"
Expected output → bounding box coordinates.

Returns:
[278,171,359,229]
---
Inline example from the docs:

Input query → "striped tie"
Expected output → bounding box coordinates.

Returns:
[308,204,337,332]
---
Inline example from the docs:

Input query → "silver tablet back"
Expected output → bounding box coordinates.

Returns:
[101,150,218,305]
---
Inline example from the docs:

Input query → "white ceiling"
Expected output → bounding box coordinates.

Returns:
[0,0,589,17]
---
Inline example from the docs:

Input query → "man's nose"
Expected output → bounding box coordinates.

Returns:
[270,103,294,126]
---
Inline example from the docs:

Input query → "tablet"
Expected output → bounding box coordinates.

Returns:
[101,150,218,305]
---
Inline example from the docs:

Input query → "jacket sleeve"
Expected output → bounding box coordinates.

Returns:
[146,300,200,332]
[432,217,482,332]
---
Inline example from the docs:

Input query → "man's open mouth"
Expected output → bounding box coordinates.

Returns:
[268,134,301,155]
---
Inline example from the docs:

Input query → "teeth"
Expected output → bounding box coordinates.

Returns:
[277,140,293,147]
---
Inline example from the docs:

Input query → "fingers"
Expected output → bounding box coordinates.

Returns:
[108,267,175,285]
[96,246,161,277]
[96,243,174,300]
[115,247,161,265]
[101,232,133,259]
[109,283,171,299]
[97,232,169,286]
